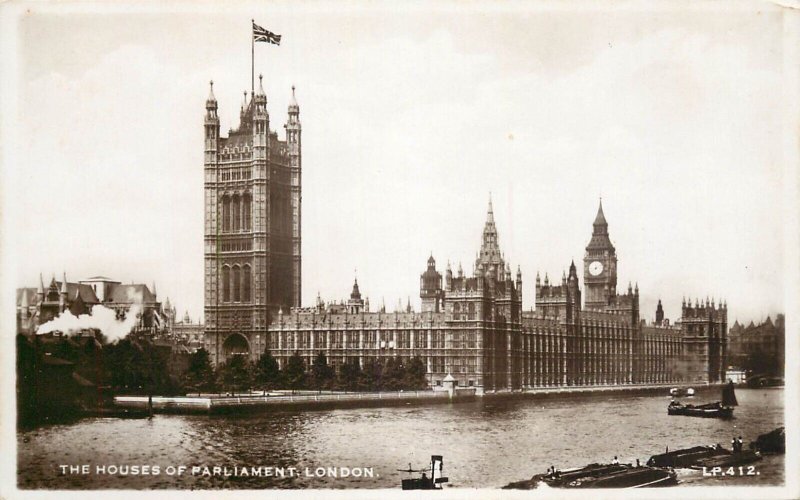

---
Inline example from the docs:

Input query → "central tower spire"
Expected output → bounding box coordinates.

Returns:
[476,194,504,278]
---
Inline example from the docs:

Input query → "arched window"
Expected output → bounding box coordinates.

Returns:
[242,265,251,302]
[222,266,230,302]
[242,194,252,231]
[232,265,241,302]
[453,302,461,320]
[232,194,241,231]
[222,196,231,232]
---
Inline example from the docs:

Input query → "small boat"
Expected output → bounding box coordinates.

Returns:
[749,427,785,454]
[667,401,733,418]
[647,445,728,468]
[669,387,695,397]
[722,381,738,406]
[648,445,760,469]
[400,455,448,490]
[690,450,761,469]
[503,463,677,489]
[667,383,735,418]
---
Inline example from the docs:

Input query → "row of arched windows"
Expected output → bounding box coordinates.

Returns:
[222,264,252,302]
[221,194,252,232]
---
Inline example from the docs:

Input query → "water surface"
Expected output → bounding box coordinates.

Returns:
[18,388,784,489]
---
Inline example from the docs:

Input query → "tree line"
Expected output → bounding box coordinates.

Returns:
[186,348,430,394]
[17,332,431,415]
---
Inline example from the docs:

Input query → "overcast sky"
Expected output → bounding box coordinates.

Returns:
[4,1,793,326]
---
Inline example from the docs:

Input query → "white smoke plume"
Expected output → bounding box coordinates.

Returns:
[35,282,153,341]
[36,304,142,341]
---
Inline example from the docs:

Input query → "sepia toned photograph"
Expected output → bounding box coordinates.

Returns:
[1,1,798,498]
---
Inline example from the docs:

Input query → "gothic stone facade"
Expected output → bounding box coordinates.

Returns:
[203,77,301,365]
[261,201,726,389]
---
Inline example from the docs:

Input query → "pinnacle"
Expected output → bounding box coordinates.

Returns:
[593,198,607,226]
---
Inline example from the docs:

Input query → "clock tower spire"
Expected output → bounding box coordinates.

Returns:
[584,199,617,310]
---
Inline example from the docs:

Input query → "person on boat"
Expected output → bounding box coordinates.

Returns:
[732,437,738,452]
[737,436,744,453]
[420,472,430,488]
[612,456,619,465]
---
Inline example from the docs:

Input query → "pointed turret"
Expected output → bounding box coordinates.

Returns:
[288,85,299,114]
[587,198,613,247]
[350,277,361,300]
[60,272,68,294]
[37,273,45,300]
[593,198,607,227]
[568,260,578,281]
[206,80,217,106]
[256,73,266,97]
[476,194,505,273]
[655,299,664,325]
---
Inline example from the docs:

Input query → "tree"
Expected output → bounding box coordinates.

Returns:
[283,351,307,390]
[382,357,406,390]
[254,349,281,393]
[336,359,363,391]
[218,355,253,394]
[361,358,384,391]
[310,352,335,390]
[404,357,429,390]
[184,348,215,395]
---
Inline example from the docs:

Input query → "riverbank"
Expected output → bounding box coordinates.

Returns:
[114,388,477,414]
[114,382,720,414]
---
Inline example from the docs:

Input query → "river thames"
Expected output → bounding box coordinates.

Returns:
[17,387,783,489]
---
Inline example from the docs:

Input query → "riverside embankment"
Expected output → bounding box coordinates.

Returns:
[113,382,718,414]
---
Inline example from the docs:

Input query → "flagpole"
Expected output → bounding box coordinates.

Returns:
[251,19,255,96]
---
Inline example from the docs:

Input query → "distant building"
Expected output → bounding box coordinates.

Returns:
[164,302,205,352]
[16,274,163,336]
[728,315,785,376]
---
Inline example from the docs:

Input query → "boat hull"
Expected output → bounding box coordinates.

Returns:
[503,464,677,489]
[667,402,733,419]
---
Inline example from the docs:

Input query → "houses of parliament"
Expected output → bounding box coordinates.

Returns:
[203,78,727,390]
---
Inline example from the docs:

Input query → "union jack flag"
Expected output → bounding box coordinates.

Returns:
[253,21,281,45]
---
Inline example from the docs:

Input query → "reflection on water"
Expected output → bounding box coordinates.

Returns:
[18,388,784,489]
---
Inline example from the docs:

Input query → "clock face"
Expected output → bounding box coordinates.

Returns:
[589,261,604,276]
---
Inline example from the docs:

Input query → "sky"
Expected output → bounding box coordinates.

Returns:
[3,1,795,327]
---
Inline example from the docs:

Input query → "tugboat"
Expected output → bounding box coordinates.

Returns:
[503,462,677,489]
[399,455,448,490]
[667,381,736,419]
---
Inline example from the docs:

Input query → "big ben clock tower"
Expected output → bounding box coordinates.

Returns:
[584,200,617,310]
